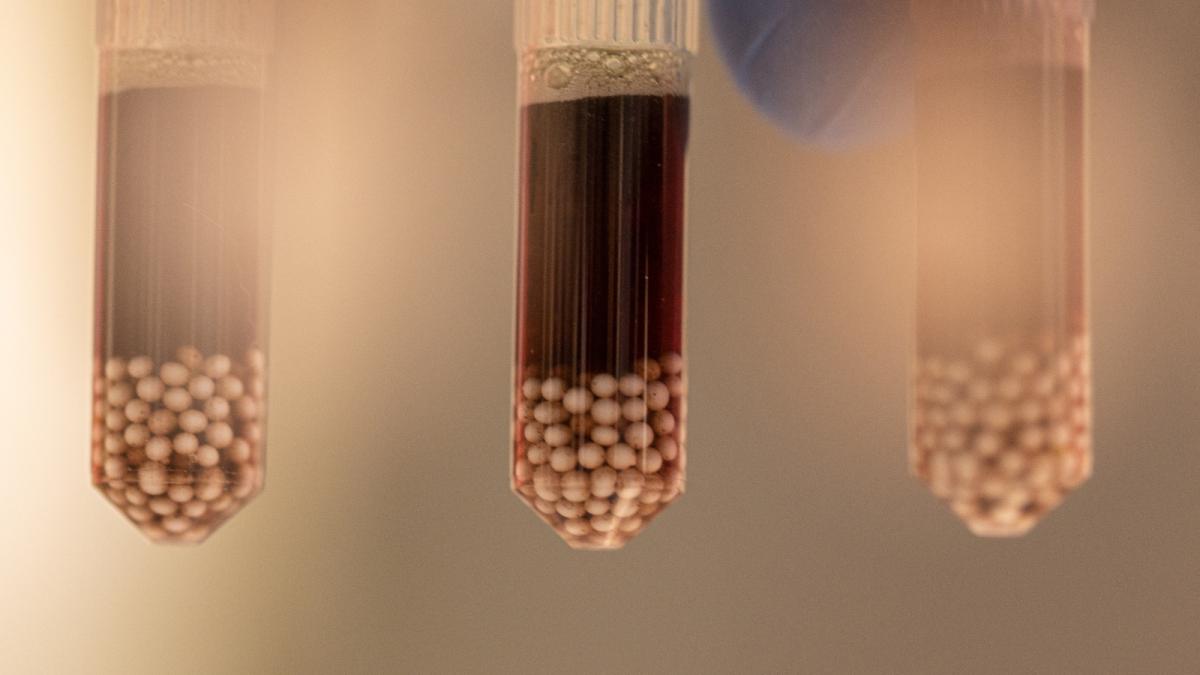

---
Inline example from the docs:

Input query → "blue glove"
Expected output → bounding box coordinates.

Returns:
[707,0,913,149]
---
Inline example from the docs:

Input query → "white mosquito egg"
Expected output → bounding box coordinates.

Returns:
[549,446,577,472]
[590,513,618,533]
[665,375,685,398]
[125,505,153,523]
[103,433,126,454]
[533,498,557,515]
[624,422,654,450]
[163,516,192,534]
[562,387,593,414]
[229,438,252,463]
[533,402,557,425]
[622,398,647,422]
[205,355,232,379]
[124,487,148,505]
[544,424,571,447]
[235,397,258,420]
[521,378,542,401]
[590,373,618,398]
[618,374,645,397]
[540,377,565,402]
[206,422,234,449]
[144,436,172,462]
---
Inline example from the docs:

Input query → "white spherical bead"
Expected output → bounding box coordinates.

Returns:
[123,423,149,448]
[204,397,231,421]
[660,352,683,375]
[125,505,153,523]
[104,409,127,432]
[591,425,619,446]
[577,443,606,469]
[616,469,645,498]
[103,457,127,479]
[612,498,639,518]
[124,487,148,505]
[523,423,543,443]
[167,484,194,503]
[591,399,621,426]
[144,436,172,462]
[103,433,126,454]
[618,374,645,397]
[196,444,220,467]
[235,397,258,420]
[205,355,232,379]
[621,398,646,422]
[163,387,191,412]
[585,497,610,515]
[561,471,591,502]
[521,378,542,401]
[590,513,618,533]
[590,373,618,398]
[173,433,199,455]
[549,446,577,472]
[540,377,565,402]
[533,402,560,425]
[655,436,679,462]
[624,422,654,450]
[183,500,208,518]
[160,362,189,387]
[606,443,636,470]
[638,502,659,517]
[649,410,676,435]
[556,500,585,519]
[229,438,253,463]
[206,422,234,449]
[188,375,215,401]
[127,356,154,379]
[104,357,127,381]
[514,458,533,482]
[618,515,644,533]
[526,444,550,465]
[247,348,266,372]
[136,376,164,403]
[635,357,662,381]
[217,376,244,400]
[147,409,176,436]
[162,516,191,534]
[562,387,593,414]
[563,518,591,537]
[176,345,204,370]
[149,497,178,516]
[543,424,571,447]
[178,409,207,434]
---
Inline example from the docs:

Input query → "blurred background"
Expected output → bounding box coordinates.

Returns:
[2,1,1198,673]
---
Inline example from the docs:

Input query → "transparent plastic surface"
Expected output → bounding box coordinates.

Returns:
[512,0,696,550]
[91,0,272,544]
[909,0,1092,536]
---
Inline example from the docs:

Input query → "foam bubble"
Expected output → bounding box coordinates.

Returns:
[520,47,690,104]
[101,49,265,94]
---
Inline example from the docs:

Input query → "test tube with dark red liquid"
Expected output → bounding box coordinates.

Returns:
[511,0,697,549]
[91,0,274,543]
[910,0,1093,536]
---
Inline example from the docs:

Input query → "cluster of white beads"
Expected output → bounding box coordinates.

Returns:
[91,345,266,543]
[911,334,1092,536]
[513,352,686,549]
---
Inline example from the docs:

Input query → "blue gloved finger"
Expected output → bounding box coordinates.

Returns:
[707,0,913,149]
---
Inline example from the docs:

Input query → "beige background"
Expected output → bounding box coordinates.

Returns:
[2,2,1199,673]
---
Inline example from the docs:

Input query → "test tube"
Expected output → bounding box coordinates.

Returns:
[909,0,1093,536]
[511,0,697,549]
[91,0,274,543]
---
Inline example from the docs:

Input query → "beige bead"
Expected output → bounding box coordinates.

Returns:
[523,422,544,444]
[660,352,683,375]
[217,376,244,400]
[639,448,663,474]
[549,446,577,472]
[590,467,618,498]
[202,397,230,422]
[618,374,645,397]
[210,494,234,512]
[182,500,208,518]
[160,362,190,387]
[123,423,150,448]
[621,398,647,422]
[196,468,226,501]
[147,409,176,436]
[606,443,636,470]
[540,377,565,402]
[247,348,266,372]
[228,438,252,463]
[624,422,654,450]
[543,424,570,447]
[196,444,221,467]
[235,397,258,420]
[173,433,199,455]
[1019,426,1045,451]
[644,381,670,411]
[635,357,662,381]
[136,376,165,403]
[656,436,679,462]
[144,436,172,462]
[562,387,593,414]
[163,516,192,534]
[205,355,232,379]
[590,373,618,398]
[591,399,621,426]
[161,387,190,413]
[590,513,618,533]
[561,471,591,502]
[514,458,533,482]
[521,377,542,401]
[188,375,215,401]
[577,443,606,469]
[103,456,127,480]
[637,502,659,517]
[612,498,639,518]
[127,356,154,379]
[176,345,204,370]
[123,399,150,425]
[585,498,610,516]
[167,484,194,503]
[106,381,133,407]
[526,443,550,465]
[533,401,564,425]
[616,469,645,499]
[178,409,207,434]
[104,357,127,381]
[104,409,128,432]
[665,375,685,397]
[125,505,153,523]
[618,515,644,533]
[563,518,591,536]
[591,425,619,446]
[149,496,178,516]
[533,498,556,515]
[556,500,585,519]
[206,422,234,449]
[138,462,168,495]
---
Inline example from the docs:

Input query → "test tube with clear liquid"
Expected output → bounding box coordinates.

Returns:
[510,0,698,549]
[910,0,1093,536]
[91,0,274,543]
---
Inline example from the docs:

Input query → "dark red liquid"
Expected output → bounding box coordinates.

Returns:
[515,94,689,378]
[95,85,266,362]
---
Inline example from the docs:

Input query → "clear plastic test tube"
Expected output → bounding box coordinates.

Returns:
[91,0,274,543]
[909,0,1093,536]
[510,0,698,549]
